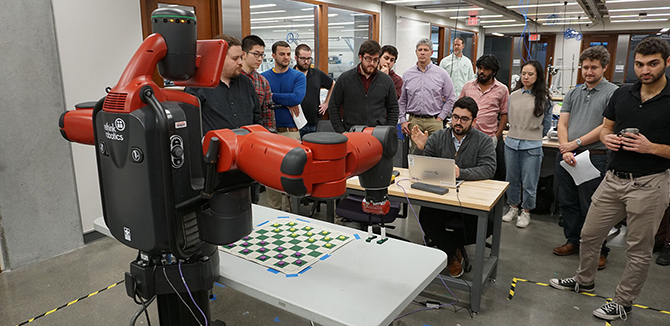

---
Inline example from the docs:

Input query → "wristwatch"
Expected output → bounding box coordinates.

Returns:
[576,138,582,147]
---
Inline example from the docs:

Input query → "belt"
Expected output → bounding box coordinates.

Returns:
[609,169,656,179]
[409,113,438,119]
[276,127,299,132]
[576,149,607,156]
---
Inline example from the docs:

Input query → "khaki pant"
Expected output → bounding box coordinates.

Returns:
[408,115,443,153]
[575,170,670,306]
[265,130,301,212]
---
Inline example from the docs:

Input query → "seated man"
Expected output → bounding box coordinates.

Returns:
[411,96,496,277]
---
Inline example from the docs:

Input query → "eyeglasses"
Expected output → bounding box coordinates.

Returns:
[362,55,380,63]
[297,56,313,62]
[451,114,471,123]
[245,51,266,59]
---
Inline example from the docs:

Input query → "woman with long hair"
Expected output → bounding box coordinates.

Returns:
[502,60,552,228]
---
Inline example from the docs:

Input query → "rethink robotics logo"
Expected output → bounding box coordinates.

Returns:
[104,118,126,141]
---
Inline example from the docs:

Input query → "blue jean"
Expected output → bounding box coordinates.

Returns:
[556,153,610,255]
[504,145,543,210]
[299,123,318,139]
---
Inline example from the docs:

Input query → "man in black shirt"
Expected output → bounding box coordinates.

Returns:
[293,44,334,138]
[185,34,261,133]
[550,37,670,322]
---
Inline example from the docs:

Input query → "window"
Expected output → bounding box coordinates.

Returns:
[431,25,440,63]
[327,6,372,80]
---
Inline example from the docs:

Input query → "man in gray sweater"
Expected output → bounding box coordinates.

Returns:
[328,40,399,133]
[411,96,496,277]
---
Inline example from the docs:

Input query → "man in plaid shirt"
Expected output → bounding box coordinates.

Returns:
[241,35,275,132]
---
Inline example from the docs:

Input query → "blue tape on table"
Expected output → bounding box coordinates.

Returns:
[298,266,312,274]
[267,268,280,274]
[257,220,269,227]
[278,216,289,219]
[297,218,310,223]
[286,274,299,278]
[354,234,361,240]
[320,254,331,261]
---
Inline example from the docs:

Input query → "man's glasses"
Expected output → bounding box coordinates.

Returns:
[451,114,471,123]
[362,56,380,63]
[245,51,266,59]
[297,56,313,62]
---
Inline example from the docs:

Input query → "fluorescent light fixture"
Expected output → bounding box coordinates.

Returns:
[351,13,369,16]
[301,7,315,11]
[329,22,355,26]
[491,32,505,36]
[425,8,483,13]
[541,21,591,25]
[386,0,435,4]
[250,10,286,15]
[609,13,670,18]
[251,15,312,22]
[611,18,669,22]
[609,7,670,12]
[291,18,314,22]
[479,19,517,23]
[251,23,312,30]
[482,23,527,28]
[249,4,277,9]
[606,0,656,3]
[328,26,345,29]
[251,20,280,24]
[450,15,503,19]
[357,25,369,28]
[535,16,591,21]
[339,29,370,32]
[661,27,670,32]
[328,14,338,17]
[526,11,584,17]
[508,2,578,9]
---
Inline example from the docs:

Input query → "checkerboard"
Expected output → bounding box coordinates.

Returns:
[219,217,355,275]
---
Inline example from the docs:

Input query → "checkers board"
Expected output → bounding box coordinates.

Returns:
[219,217,355,275]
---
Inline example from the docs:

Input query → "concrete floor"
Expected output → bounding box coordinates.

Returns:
[2,194,669,326]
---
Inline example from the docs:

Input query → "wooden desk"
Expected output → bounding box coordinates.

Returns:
[346,169,509,313]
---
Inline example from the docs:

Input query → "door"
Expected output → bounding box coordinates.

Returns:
[577,34,618,85]
[140,0,222,86]
[528,34,556,86]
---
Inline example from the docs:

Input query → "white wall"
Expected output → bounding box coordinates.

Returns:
[53,0,143,232]
[394,17,431,76]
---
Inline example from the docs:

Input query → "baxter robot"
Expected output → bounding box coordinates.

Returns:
[59,8,397,326]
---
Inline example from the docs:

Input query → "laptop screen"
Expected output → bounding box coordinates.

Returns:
[408,155,462,187]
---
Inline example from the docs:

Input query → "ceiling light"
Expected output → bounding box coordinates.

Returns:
[251,23,312,30]
[386,0,436,4]
[249,4,277,9]
[425,8,483,13]
[611,18,669,22]
[251,20,280,24]
[291,18,314,22]
[507,2,579,9]
[606,0,656,3]
[251,15,312,22]
[301,7,315,11]
[450,15,503,19]
[328,26,345,29]
[541,21,591,25]
[328,14,338,17]
[491,32,505,36]
[482,23,527,28]
[535,16,591,21]
[357,25,369,28]
[609,7,670,12]
[339,29,370,32]
[329,22,355,26]
[479,19,517,23]
[661,27,670,32]
[609,13,670,18]
[250,10,286,15]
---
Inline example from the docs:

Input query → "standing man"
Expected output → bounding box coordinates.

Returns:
[261,41,306,212]
[552,46,618,270]
[550,37,670,322]
[241,35,275,133]
[399,38,456,150]
[328,40,399,133]
[185,34,261,133]
[294,43,334,138]
[379,45,403,99]
[460,54,509,180]
[411,96,496,277]
[439,36,476,97]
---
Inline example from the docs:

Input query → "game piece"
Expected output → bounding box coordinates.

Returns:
[227,244,234,248]
[278,261,285,266]
[322,231,328,235]
[273,223,279,227]
[291,233,298,237]
[277,247,284,251]
[295,260,303,264]
[306,232,313,236]
[324,237,331,241]
[277,254,284,259]
[290,227,296,232]
[339,236,345,240]
[243,249,250,253]
[308,238,315,243]
[243,236,250,240]
[305,226,312,231]
[325,243,332,248]
[273,228,281,232]
[294,252,302,257]
[259,248,266,252]
[259,240,266,245]
[289,222,295,226]
[259,255,267,260]
[242,242,249,246]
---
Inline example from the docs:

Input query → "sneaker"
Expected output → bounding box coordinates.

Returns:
[549,277,595,292]
[593,302,632,321]
[502,205,519,222]
[657,244,670,266]
[516,211,530,228]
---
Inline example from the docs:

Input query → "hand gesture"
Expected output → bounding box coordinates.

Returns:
[604,133,622,151]
[318,102,328,115]
[621,133,654,154]
[410,125,429,150]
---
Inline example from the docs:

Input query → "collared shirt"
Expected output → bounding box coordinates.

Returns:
[603,77,670,174]
[560,78,618,151]
[439,54,476,96]
[452,130,467,152]
[185,76,262,133]
[295,67,334,124]
[241,68,275,132]
[358,64,378,94]
[398,62,456,123]
[460,78,509,137]
[388,69,404,99]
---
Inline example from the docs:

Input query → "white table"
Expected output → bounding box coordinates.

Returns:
[94,205,447,326]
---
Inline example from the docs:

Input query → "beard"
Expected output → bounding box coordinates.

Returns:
[361,63,376,75]
[477,73,492,84]
[452,123,470,135]
[297,62,309,72]
[638,68,666,84]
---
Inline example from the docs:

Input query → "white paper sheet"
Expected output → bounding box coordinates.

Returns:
[292,104,307,129]
[559,150,602,186]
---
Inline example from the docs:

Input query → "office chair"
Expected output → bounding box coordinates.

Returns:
[335,194,406,241]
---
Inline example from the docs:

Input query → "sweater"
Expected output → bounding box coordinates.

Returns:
[424,127,496,180]
[261,68,306,128]
[507,90,547,141]
[328,67,399,133]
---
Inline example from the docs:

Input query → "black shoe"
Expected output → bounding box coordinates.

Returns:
[593,302,632,321]
[549,277,595,292]
[657,244,670,266]
[654,239,664,253]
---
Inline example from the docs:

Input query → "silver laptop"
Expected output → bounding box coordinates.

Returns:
[408,154,464,188]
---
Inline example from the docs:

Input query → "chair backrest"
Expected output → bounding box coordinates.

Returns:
[336,195,402,224]
[316,119,336,133]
